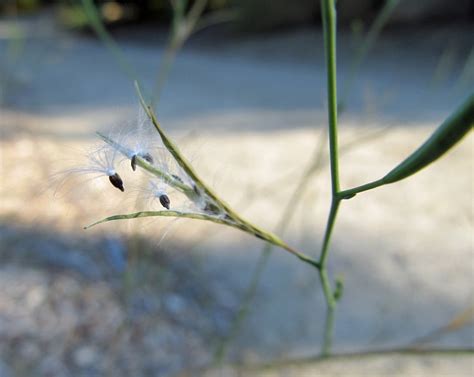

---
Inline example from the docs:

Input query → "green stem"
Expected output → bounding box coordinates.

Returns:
[321,300,336,356]
[318,198,341,268]
[318,0,340,356]
[337,178,385,199]
[81,0,137,81]
[151,35,182,107]
[213,244,273,365]
[322,0,340,196]
[151,0,208,107]
[319,268,336,310]
[319,0,340,281]
[340,0,401,107]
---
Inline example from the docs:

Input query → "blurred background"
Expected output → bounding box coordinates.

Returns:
[0,1,473,376]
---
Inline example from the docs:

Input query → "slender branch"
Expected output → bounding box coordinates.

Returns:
[319,0,342,275]
[151,35,182,107]
[318,198,340,268]
[151,0,213,107]
[212,244,273,364]
[81,0,137,81]
[322,0,340,197]
[321,304,336,356]
[340,0,401,108]
[318,0,341,356]
[337,178,385,199]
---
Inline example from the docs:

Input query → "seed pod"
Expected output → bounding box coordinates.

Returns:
[382,94,473,184]
[131,155,137,171]
[109,173,124,192]
[159,194,170,210]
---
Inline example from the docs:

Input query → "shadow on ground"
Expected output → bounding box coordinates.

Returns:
[0,214,472,376]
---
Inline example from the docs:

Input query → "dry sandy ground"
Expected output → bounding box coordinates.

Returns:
[0,14,473,377]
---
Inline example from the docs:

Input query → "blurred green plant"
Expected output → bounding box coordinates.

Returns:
[79,0,237,104]
[339,0,402,111]
[0,15,26,104]
[0,0,40,14]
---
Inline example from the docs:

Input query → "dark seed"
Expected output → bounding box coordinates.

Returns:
[204,202,220,215]
[171,174,183,183]
[131,155,137,171]
[142,153,154,164]
[109,173,124,192]
[159,194,170,210]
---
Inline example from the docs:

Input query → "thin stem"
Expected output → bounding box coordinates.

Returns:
[455,47,474,92]
[213,244,273,365]
[340,0,401,107]
[151,35,182,107]
[319,268,336,310]
[151,0,209,107]
[319,0,340,284]
[318,198,340,268]
[81,0,138,82]
[337,178,385,199]
[318,0,340,356]
[321,302,336,356]
[322,0,340,196]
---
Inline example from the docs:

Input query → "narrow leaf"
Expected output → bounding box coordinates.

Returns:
[338,94,473,199]
[382,93,473,184]
[84,210,237,230]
